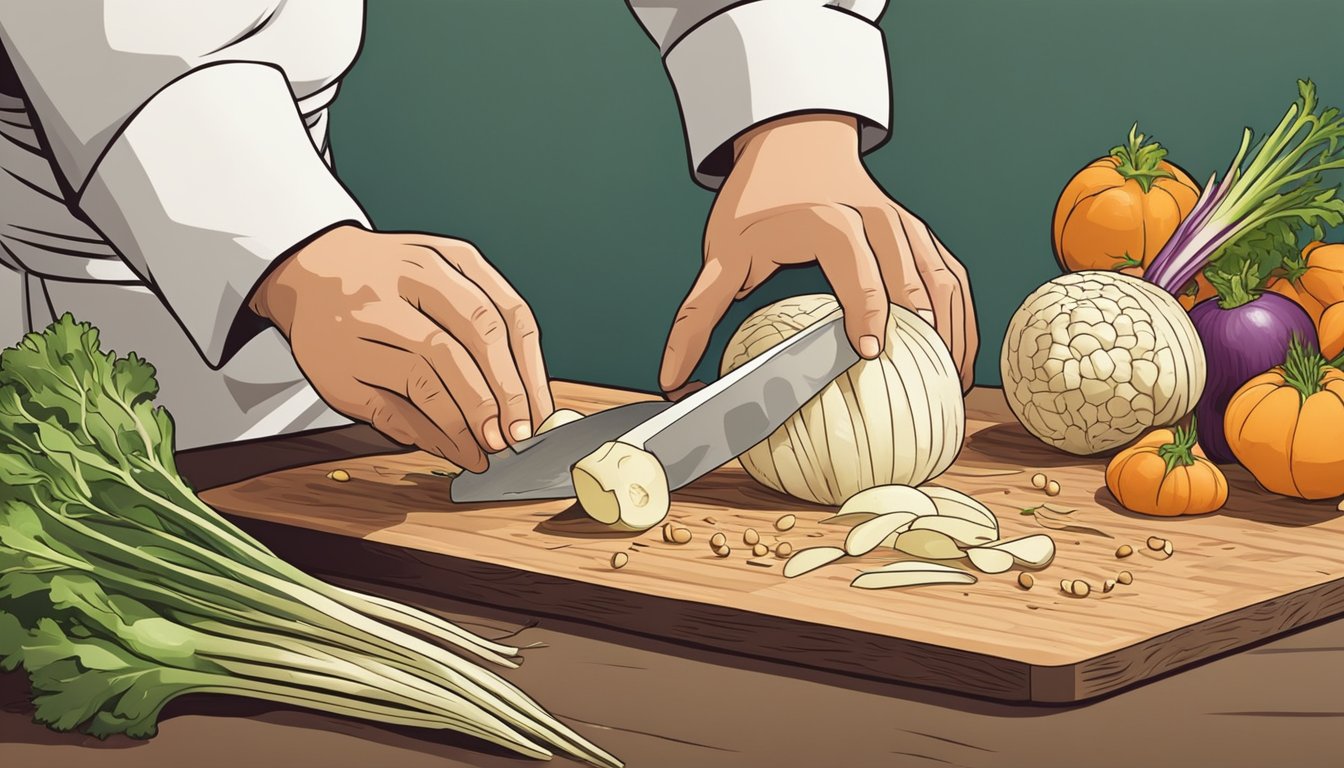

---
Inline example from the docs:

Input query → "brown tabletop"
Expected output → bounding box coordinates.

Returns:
[3,419,1341,768]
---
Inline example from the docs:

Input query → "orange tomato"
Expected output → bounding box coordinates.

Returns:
[1052,127,1201,274]
[1224,340,1344,499]
[1105,424,1227,517]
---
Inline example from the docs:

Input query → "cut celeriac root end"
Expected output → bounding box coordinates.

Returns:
[572,441,669,531]
[537,408,585,435]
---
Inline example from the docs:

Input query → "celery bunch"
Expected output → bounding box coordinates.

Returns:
[0,315,618,767]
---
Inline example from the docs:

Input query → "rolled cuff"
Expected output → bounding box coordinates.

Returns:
[78,62,370,368]
[664,3,892,189]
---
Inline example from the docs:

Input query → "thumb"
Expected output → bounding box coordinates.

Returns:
[659,258,745,392]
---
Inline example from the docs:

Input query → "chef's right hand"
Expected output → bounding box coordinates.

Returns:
[248,224,553,472]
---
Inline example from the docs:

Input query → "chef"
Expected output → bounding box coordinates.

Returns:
[0,1,976,472]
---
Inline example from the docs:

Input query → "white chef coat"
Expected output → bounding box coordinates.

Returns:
[0,1,892,450]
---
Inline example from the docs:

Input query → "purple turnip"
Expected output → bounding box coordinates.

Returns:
[1187,293,1317,463]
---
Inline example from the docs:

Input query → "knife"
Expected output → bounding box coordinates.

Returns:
[448,312,858,503]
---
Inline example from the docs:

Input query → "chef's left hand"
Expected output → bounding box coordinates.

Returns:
[658,114,978,396]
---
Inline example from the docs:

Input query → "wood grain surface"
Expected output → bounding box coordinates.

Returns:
[199,382,1344,703]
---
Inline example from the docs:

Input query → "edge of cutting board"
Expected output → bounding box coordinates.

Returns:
[220,514,1344,704]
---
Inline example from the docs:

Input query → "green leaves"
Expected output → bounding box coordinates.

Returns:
[1109,123,1176,193]
[0,316,621,768]
[1281,334,1329,402]
[1205,218,1301,308]
[1157,418,1200,475]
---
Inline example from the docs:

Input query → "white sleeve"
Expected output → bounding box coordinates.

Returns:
[0,5,370,367]
[626,0,892,189]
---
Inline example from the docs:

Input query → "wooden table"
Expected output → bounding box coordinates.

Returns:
[4,383,1343,768]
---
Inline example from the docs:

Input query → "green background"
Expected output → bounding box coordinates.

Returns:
[329,0,1343,393]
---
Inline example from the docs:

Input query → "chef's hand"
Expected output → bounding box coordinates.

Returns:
[659,114,978,395]
[249,224,553,472]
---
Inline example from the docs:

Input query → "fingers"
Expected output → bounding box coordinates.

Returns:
[866,206,976,389]
[400,243,534,444]
[898,212,972,387]
[424,239,555,427]
[660,256,747,393]
[360,386,487,473]
[344,330,491,471]
[813,206,889,359]
[861,205,937,331]
[929,230,979,391]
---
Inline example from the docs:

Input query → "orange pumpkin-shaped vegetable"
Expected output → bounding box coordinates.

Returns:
[1105,421,1228,516]
[1319,302,1344,360]
[1266,241,1344,325]
[1052,124,1201,274]
[1224,338,1344,499]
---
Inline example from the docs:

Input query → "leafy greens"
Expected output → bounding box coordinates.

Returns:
[0,314,619,767]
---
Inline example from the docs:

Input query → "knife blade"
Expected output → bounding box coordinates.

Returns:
[448,311,857,503]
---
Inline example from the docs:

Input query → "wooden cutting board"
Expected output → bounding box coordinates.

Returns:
[200,382,1344,703]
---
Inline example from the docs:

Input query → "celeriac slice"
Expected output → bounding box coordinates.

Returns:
[921,485,999,533]
[988,534,1056,567]
[820,511,879,526]
[782,546,847,578]
[844,512,918,556]
[965,546,1016,574]
[837,484,937,519]
[907,516,998,547]
[851,561,978,590]
[891,529,964,560]
[537,408,584,434]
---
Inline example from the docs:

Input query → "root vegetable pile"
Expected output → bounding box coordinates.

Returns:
[1025,79,1344,514]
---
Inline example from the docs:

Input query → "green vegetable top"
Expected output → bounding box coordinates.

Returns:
[1204,219,1300,309]
[1157,418,1200,475]
[0,315,620,767]
[1109,123,1176,194]
[1280,335,1330,402]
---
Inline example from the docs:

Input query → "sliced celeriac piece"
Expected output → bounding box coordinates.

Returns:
[537,408,585,434]
[837,484,938,519]
[782,546,847,578]
[891,529,964,560]
[965,546,1015,574]
[820,511,879,526]
[920,485,999,533]
[987,534,1056,567]
[906,516,997,547]
[571,441,669,531]
[844,512,918,556]
[851,561,977,590]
